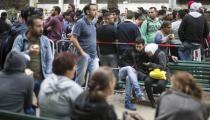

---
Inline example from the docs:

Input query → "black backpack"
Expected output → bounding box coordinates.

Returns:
[0,24,26,69]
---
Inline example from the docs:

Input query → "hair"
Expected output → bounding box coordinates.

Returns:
[171,71,202,100]
[103,12,111,18]
[1,12,7,17]
[88,67,116,102]
[62,11,71,18]
[177,9,186,19]
[83,3,97,15]
[158,10,166,16]
[21,7,43,22]
[109,7,120,15]
[68,3,75,12]
[53,6,61,14]
[127,10,135,19]
[149,7,158,12]
[27,15,42,27]
[160,21,171,29]
[135,36,145,45]
[53,52,77,75]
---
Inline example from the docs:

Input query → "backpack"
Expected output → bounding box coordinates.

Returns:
[0,23,27,69]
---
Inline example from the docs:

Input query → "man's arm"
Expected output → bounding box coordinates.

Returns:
[140,20,148,44]
[70,35,85,55]
[178,17,186,42]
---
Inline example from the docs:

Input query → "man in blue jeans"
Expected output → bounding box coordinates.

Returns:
[119,37,149,111]
[70,3,99,86]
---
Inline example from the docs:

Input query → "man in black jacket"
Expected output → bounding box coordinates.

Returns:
[178,2,209,61]
[119,37,149,111]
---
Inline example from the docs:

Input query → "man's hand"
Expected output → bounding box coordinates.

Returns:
[29,44,40,55]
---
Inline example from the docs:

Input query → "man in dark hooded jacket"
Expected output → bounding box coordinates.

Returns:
[0,51,33,113]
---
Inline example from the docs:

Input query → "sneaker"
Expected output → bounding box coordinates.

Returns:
[125,103,136,111]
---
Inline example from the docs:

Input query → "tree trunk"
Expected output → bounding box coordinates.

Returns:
[107,0,118,9]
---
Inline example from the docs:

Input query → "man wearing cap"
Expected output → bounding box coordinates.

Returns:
[178,2,209,61]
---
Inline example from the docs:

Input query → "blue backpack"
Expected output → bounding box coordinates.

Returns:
[0,23,27,69]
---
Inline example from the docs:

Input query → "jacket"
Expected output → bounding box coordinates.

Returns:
[148,49,168,71]
[155,90,209,120]
[120,47,149,72]
[12,33,53,79]
[178,12,209,44]
[39,74,83,120]
[71,91,117,120]
[141,17,162,44]
[0,51,33,113]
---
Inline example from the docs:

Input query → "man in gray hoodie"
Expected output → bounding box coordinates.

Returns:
[178,2,209,61]
[0,51,33,113]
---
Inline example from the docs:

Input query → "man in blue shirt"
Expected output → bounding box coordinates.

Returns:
[70,3,99,86]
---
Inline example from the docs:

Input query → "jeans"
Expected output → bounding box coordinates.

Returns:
[34,79,42,97]
[118,66,143,103]
[75,53,99,86]
[100,54,118,80]
[178,41,201,61]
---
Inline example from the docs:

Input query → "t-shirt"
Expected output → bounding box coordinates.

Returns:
[97,24,117,55]
[27,38,43,80]
[72,16,97,58]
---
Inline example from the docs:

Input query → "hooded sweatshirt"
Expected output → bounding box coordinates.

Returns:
[44,15,64,42]
[71,91,117,120]
[155,90,209,120]
[39,74,83,120]
[0,51,33,113]
[178,9,209,44]
[141,17,162,44]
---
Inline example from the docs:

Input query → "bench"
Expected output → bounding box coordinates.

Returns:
[168,61,210,91]
[0,110,55,120]
[115,61,210,93]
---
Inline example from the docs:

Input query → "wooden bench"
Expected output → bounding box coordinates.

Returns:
[0,110,55,120]
[114,61,210,93]
[168,61,210,91]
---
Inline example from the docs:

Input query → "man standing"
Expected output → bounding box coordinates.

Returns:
[12,15,53,96]
[44,6,63,42]
[97,12,117,67]
[178,2,209,61]
[117,10,141,56]
[70,3,99,86]
[141,7,162,44]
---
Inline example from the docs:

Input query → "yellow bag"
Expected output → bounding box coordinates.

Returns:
[149,69,166,80]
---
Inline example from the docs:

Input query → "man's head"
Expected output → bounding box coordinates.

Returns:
[67,3,75,12]
[109,8,120,22]
[83,3,98,19]
[103,12,115,24]
[190,2,202,12]
[1,12,7,21]
[21,7,43,23]
[135,37,145,52]
[148,7,158,19]
[126,10,135,20]
[27,15,43,37]
[161,21,172,35]
[51,6,61,16]
[63,12,72,21]
[176,9,186,20]
[134,12,145,26]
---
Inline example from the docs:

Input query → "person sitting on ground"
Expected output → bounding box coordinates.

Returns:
[143,43,168,108]
[0,51,34,114]
[71,66,117,120]
[155,71,209,120]
[119,37,149,111]
[39,52,83,120]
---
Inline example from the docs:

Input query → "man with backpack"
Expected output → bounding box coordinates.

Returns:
[12,15,53,97]
[141,7,162,44]
[0,7,42,69]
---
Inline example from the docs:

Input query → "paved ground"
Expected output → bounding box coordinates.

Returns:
[108,94,155,120]
[108,92,210,120]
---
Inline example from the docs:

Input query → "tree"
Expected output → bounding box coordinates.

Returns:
[0,0,29,10]
[107,0,118,9]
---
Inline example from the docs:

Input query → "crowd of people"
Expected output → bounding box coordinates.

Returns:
[0,0,209,120]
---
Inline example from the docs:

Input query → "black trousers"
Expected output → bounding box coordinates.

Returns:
[144,77,167,105]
